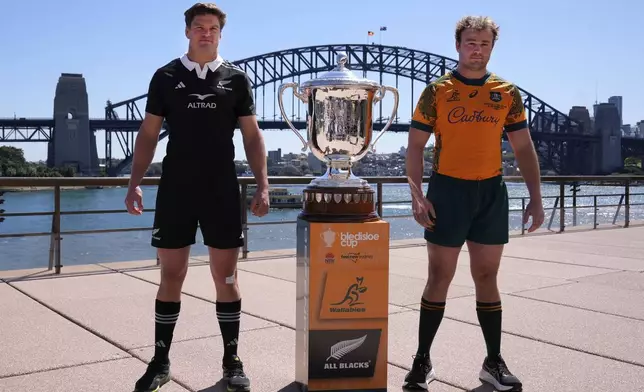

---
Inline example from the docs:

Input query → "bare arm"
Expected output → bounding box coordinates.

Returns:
[406,83,437,199]
[128,113,163,191]
[237,73,268,190]
[406,128,431,200]
[128,69,167,191]
[504,85,541,199]
[239,115,269,190]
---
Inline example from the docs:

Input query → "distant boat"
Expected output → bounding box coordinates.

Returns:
[245,185,302,209]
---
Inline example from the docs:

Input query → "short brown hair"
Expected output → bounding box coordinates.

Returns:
[455,16,499,43]
[184,3,227,29]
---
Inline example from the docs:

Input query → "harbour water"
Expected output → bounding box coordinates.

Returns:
[1,182,643,271]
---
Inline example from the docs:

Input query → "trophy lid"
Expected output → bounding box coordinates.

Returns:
[300,52,380,89]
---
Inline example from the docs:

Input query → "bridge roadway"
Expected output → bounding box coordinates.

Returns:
[2,116,642,147]
[2,116,642,146]
[1,224,643,391]
[0,117,408,142]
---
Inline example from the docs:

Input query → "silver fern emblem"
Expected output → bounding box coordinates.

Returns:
[326,335,367,361]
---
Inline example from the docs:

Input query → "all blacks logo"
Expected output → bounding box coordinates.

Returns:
[307,329,382,379]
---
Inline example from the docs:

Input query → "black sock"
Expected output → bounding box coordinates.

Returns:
[476,301,502,360]
[217,299,241,360]
[154,299,181,362]
[416,297,446,357]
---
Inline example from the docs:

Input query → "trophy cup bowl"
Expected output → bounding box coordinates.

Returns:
[278,52,400,222]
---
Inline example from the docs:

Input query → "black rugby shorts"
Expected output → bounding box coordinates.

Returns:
[151,176,243,250]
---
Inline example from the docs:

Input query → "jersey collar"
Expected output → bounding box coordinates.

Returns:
[451,69,491,86]
[180,53,224,79]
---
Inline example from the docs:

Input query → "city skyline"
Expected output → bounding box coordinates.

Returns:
[3,89,638,167]
[0,0,642,163]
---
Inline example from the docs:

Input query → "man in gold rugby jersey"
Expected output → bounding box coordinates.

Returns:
[403,15,544,392]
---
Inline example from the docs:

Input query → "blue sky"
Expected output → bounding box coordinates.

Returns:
[0,0,642,163]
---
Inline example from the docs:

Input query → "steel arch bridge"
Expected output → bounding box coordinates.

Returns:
[102,44,595,176]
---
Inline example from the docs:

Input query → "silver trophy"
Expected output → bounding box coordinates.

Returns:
[278,52,400,190]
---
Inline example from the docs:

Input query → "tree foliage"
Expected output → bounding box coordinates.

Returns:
[0,146,76,177]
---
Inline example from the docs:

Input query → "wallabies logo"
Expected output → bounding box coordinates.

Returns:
[332,277,368,307]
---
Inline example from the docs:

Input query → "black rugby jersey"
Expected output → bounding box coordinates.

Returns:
[145,56,255,177]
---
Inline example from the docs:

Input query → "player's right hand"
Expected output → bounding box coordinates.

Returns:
[412,195,436,230]
[125,186,144,215]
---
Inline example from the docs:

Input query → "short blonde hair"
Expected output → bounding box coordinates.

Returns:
[455,16,499,43]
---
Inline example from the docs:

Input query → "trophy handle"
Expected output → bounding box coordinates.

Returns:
[369,85,400,153]
[277,82,308,152]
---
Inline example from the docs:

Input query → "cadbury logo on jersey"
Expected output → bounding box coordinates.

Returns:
[447,107,500,126]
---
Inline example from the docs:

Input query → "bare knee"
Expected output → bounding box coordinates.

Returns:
[467,241,504,299]
[160,263,188,284]
[471,268,497,285]
[427,243,460,282]
[209,248,239,282]
[209,247,241,301]
[424,243,460,300]
[159,248,190,279]
[157,248,190,301]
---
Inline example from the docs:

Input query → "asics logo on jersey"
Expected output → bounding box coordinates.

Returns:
[187,93,217,109]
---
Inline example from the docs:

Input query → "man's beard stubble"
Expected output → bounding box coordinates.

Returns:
[461,60,488,72]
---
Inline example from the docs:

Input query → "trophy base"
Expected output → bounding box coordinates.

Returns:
[298,185,379,223]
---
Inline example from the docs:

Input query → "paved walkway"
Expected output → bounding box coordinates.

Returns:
[1,225,644,391]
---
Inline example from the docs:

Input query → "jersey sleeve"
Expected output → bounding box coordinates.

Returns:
[145,70,167,117]
[235,73,256,118]
[504,85,528,132]
[411,83,437,133]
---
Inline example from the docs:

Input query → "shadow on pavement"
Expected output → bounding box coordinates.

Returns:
[198,380,302,392]
[467,383,497,392]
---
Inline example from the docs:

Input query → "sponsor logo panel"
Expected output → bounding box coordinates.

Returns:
[308,329,382,379]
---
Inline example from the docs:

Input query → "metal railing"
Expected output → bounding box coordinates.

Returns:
[1,175,643,274]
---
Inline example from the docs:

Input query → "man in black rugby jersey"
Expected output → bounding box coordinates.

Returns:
[124,3,269,392]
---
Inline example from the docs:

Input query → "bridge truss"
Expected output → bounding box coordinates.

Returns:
[622,138,644,160]
[2,44,641,175]
[0,118,54,142]
[104,44,598,176]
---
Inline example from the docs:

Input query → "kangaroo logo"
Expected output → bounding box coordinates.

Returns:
[332,277,367,307]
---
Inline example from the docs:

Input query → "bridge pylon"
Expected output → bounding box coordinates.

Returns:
[48,73,100,175]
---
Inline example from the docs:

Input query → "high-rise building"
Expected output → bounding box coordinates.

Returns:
[307,152,323,173]
[594,103,622,173]
[608,96,623,126]
[267,148,282,163]
[569,106,593,134]
[621,124,633,137]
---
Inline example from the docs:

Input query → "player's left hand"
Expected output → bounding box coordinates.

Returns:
[250,187,270,217]
[523,198,545,233]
